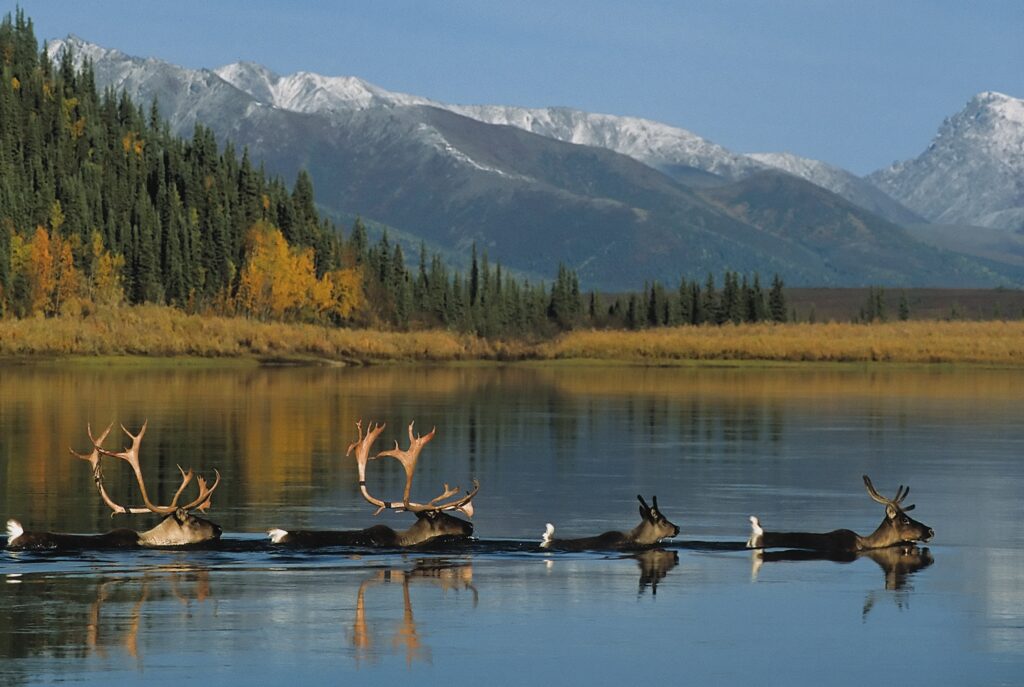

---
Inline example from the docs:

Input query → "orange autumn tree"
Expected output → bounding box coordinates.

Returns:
[235,221,363,322]
[7,224,86,317]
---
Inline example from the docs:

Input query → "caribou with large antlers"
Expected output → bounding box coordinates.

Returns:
[6,422,222,550]
[745,475,934,552]
[268,420,478,547]
[540,495,680,551]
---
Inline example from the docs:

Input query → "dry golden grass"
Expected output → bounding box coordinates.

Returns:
[538,321,1024,365]
[0,305,521,362]
[0,307,1022,365]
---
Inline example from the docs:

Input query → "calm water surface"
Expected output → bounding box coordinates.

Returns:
[1,364,1022,685]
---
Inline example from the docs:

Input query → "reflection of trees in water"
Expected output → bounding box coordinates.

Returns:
[0,565,212,677]
[3,364,1020,534]
[349,559,477,668]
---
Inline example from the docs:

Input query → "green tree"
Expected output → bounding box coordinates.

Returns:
[768,274,787,323]
[899,291,910,321]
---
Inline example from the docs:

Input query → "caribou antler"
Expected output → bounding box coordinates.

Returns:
[347,420,478,517]
[376,422,436,506]
[347,419,391,514]
[70,422,148,515]
[91,421,220,515]
[863,475,916,512]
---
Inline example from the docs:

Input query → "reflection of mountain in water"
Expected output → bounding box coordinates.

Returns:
[979,549,1024,654]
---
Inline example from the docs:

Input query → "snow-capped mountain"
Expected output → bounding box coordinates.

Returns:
[748,152,924,226]
[50,36,907,207]
[214,61,434,112]
[214,60,764,181]
[869,91,1024,231]
[42,36,1024,288]
[449,105,765,181]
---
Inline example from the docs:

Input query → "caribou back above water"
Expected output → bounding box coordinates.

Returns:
[540,495,680,551]
[268,509,472,547]
[746,475,933,553]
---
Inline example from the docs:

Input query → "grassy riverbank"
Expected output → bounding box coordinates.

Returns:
[0,305,1022,365]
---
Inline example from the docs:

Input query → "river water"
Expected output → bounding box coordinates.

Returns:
[1,363,1022,685]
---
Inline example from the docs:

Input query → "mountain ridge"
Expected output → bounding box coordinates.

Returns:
[45,36,1024,289]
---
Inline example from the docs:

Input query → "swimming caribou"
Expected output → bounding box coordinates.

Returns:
[540,495,680,551]
[268,421,478,547]
[746,475,934,552]
[6,422,222,550]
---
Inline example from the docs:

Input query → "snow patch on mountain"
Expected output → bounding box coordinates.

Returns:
[48,35,1020,234]
[869,91,1024,230]
[215,62,434,113]
[451,105,765,180]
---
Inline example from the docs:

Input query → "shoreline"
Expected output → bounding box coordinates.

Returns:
[1,305,1022,367]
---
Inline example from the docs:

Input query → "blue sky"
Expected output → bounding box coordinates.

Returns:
[5,0,1022,174]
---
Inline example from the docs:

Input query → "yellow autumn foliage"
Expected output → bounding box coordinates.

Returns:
[26,226,55,314]
[234,221,364,322]
[90,230,125,306]
[5,223,123,317]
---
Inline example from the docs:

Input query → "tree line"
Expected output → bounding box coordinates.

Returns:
[355,228,787,336]
[0,10,786,337]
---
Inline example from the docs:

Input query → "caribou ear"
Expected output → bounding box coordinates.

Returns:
[173,508,188,524]
[903,504,916,512]
[885,505,897,520]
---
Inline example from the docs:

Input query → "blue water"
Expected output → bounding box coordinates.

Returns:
[1,365,1022,685]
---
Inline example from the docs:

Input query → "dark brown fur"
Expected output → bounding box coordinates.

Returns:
[268,510,473,548]
[541,495,680,551]
[6,510,222,551]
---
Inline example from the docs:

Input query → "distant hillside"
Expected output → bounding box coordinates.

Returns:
[700,172,1017,287]
[44,36,1024,289]
[748,152,923,226]
[901,223,1024,273]
[787,287,1024,322]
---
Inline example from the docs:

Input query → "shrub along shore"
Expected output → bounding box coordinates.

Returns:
[1,305,1022,366]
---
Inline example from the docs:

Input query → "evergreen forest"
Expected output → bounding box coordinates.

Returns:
[0,10,785,339]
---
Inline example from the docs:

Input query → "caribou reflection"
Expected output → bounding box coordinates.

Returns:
[1,566,212,666]
[750,545,933,616]
[751,544,933,588]
[349,559,477,667]
[633,548,679,595]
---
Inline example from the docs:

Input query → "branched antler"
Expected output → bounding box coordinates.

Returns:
[347,420,478,517]
[863,475,915,513]
[69,422,148,515]
[74,420,220,515]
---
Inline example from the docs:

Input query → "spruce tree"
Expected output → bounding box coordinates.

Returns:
[768,274,787,323]
[899,291,910,321]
